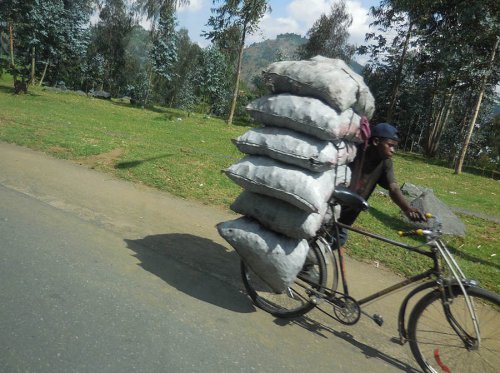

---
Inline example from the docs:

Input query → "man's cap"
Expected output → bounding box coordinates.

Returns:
[371,122,400,141]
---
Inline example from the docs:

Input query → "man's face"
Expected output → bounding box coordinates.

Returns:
[374,138,398,159]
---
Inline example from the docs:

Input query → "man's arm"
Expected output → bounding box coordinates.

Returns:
[388,182,427,222]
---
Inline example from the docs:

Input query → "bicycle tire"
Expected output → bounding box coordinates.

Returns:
[241,239,329,318]
[408,285,500,373]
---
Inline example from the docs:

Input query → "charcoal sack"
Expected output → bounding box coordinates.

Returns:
[224,155,350,213]
[233,126,357,172]
[263,55,375,118]
[216,217,309,293]
[246,94,362,142]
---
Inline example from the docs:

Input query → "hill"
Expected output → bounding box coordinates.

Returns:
[241,33,307,88]
[241,33,365,88]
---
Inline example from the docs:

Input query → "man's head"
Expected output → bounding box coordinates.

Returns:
[370,122,400,160]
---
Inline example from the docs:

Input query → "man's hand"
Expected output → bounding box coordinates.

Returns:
[404,207,427,222]
[388,183,428,222]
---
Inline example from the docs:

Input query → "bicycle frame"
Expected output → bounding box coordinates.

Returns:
[322,218,481,346]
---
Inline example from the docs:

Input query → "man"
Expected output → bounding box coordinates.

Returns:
[301,123,426,281]
[337,122,426,243]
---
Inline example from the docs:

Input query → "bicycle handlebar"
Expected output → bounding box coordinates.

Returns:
[398,229,432,237]
[398,213,435,237]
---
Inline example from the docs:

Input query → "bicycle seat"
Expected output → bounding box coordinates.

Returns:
[330,186,369,211]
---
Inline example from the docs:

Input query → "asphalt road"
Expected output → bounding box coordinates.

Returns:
[0,142,421,372]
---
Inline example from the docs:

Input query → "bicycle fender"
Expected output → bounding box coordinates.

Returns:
[397,279,479,342]
[315,236,337,291]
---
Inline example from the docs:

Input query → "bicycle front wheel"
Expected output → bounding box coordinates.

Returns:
[408,286,500,373]
[241,240,328,318]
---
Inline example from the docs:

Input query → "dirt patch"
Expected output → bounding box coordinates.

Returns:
[48,145,73,157]
[77,147,124,169]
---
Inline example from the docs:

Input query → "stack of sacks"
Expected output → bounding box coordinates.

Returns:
[217,56,375,293]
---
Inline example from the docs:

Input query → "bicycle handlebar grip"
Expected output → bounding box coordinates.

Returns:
[398,229,425,237]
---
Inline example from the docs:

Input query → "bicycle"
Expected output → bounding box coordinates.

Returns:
[240,186,500,373]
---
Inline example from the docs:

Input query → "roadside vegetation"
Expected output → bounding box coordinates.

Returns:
[0,76,498,292]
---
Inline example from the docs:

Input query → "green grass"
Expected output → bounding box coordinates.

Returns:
[0,76,498,293]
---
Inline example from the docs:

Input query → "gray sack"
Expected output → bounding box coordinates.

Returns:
[263,55,375,119]
[246,94,362,142]
[224,155,351,213]
[231,191,341,239]
[233,126,357,172]
[216,217,309,293]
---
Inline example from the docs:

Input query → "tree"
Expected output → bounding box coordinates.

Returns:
[81,52,105,92]
[135,0,189,23]
[361,0,499,169]
[170,28,202,107]
[55,1,94,88]
[455,38,499,174]
[0,0,35,83]
[298,0,355,61]
[360,0,424,123]
[0,0,93,88]
[204,0,270,125]
[92,0,133,95]
[149,10,178,81]
[194,46,231,116]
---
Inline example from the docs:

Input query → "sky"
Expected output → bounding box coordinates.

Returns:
[174,0,378,49]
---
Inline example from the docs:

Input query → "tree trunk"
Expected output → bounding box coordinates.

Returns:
[386,22,413,123]
[427,96,445,154]
[9,22,14,67]
[31,47,36,85]
[433,91,455,151]
[426,90,455,157]
[416,124,425,150]
[9,22,16,83]
[39,60,49,86]
[227,24,247,126]
[404,114,420,151]
[450,109,471,167]
[143,66,154,108]
[455,38,498,174]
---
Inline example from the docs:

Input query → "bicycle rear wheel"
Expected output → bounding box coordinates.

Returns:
[241,240,329,318]
[408,286,500,373]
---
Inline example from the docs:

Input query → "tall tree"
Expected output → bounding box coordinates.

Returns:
[149,9,178,81]
[298,0,355,61]
[194,46,231,116]
[360,0,422,123]
[0,0,35,82]
[204,0,270,125]
[361,0,499,170]
[92,0,133,95]
[145,9,178,106]
[170,28,202,107]
[455,38,499,174]
[134,0,189,22]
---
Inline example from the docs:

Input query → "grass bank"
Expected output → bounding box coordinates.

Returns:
[0,76,498,292]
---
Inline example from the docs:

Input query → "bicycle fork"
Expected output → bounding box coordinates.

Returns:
[434,239,481,349]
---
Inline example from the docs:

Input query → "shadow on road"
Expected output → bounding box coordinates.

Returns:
[115,153,174,169]
[124,233,255,314]
[274,316,420,373]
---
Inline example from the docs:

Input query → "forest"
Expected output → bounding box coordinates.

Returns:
[0,0,498,175]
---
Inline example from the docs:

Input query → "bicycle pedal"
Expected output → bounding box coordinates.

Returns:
[373,314,384,327]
